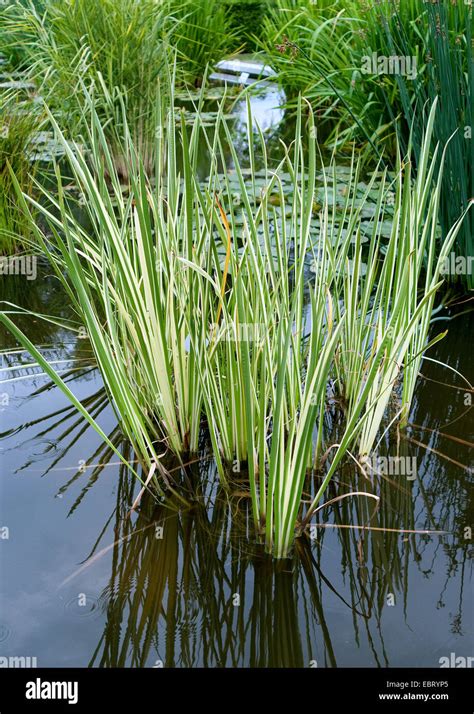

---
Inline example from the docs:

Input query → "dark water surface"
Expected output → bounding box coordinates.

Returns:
[0,265,472,668]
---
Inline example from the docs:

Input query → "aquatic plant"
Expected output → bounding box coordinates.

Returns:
[3,96,217,471]
[223,0,272,52]
[1,89,468,557]
[257,0,403,153]
[260,0,472,288]
[375,0,473,291]
[198,97,469,555]
[165,0,239,85]
[1,0,242,174]
[0,90,44,254]
[1,0,172,174]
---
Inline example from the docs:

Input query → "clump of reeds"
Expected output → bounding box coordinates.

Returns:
[1,0,240,176]
[0,90,44,254]
[1,89,469,557]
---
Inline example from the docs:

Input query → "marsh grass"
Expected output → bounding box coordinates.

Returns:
[1,0,242,176]
[376,0,473,290]
[258,0,408,153]
[6,95,219,468]
[0,90,44,253]
[203,98,468,555]
[165,0,240,85]
[261,0,472,288]
[1,88,468,556]
[2,0,172,174]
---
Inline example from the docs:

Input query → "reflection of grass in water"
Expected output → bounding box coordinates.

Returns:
[5,376,471,666]
[87,461,424,667]
[88,480,315,667]
[61,451,420,667]
[0,259,77,346]
[404,334,473,630]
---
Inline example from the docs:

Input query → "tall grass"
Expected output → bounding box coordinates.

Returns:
[1,0,172,174]
[196,98,468,554]
[4,93,218,467]
[1,0,241,174]
[1,90,467,556]
[301,108,471,531]
[375,0,473,290]
[332,101,467,445]
[223,0,273,52]
[258,0,412,153]
[165,0,239,85]
[0,0,45,69]
[260,0,472,287]
[0,90,44,253]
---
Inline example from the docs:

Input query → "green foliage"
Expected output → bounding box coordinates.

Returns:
[378,1,473,290]
[223,0,275,52]
[260,0,473,288]
[0,0,45,68]
[0,0,470,557]
[1,0,172,175]
[258,0,425,153]
[0,91,44,254]
[2,89,467,556]
[166,0,239,82]
[1,0,245,175]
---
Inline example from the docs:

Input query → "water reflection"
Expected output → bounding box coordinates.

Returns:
[66,434,470,667]
[1,291,472,667]
[83,466,337,668]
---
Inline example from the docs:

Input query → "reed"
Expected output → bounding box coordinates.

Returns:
[1,0,172,174]
[0,90,44,254]
[165,0,239,85]
[1,0,241,174]
[2,92,218,473]
[376,0,473,290]
[302,100,471,529]
[258,0,396,152]
[260,1,472,287]
[1,88,467,556]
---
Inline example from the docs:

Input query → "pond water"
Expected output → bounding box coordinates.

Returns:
[0,265,472,668]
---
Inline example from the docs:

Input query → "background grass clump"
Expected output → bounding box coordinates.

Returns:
[0,90,44,254]
[3,0,172,175]
[223,0,276,52]
[259,0,473,287]
[166,0,240,83]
